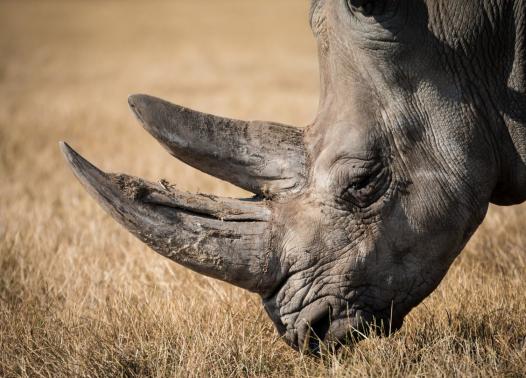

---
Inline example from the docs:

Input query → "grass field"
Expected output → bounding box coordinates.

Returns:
[1,1,525,376]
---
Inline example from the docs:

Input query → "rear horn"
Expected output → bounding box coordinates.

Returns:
[128,94,307,198]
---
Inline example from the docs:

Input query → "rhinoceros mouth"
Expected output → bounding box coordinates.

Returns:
[280,293,404,353]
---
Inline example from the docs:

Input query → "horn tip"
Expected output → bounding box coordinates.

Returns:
[59,141,107,186]
[127,93,143,107]
[59,141,76,165]
[128,93,155,125]
[127,93,156,109]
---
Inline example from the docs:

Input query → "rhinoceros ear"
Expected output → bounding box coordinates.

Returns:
[128,94,307,198]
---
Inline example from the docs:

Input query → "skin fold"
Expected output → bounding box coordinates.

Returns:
[61,0,526,353]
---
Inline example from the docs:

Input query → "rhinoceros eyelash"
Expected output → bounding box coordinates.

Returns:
[347,175,375,191]
[343,169,382,194]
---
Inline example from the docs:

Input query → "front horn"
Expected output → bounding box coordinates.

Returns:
[60,142,278,294]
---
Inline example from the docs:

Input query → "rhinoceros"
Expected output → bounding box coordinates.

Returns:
[60,0,526,352]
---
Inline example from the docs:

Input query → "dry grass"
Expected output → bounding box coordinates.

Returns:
[0,1,525,376]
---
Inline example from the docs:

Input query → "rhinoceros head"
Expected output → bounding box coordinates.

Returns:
[61,1,526,352]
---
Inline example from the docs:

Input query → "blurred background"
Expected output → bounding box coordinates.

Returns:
[0,1,524,376]
[0,0,318,196]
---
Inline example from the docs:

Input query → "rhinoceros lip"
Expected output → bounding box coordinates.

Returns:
[325,308,404,346]
[277,292,404,352]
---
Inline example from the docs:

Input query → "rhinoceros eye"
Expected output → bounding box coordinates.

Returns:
[346,0,376,16]
[339,162,389,208]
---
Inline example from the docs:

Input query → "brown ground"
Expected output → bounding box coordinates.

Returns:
[0,1,525,376]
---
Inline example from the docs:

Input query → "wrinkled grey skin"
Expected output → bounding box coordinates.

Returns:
[61,0,526,352]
